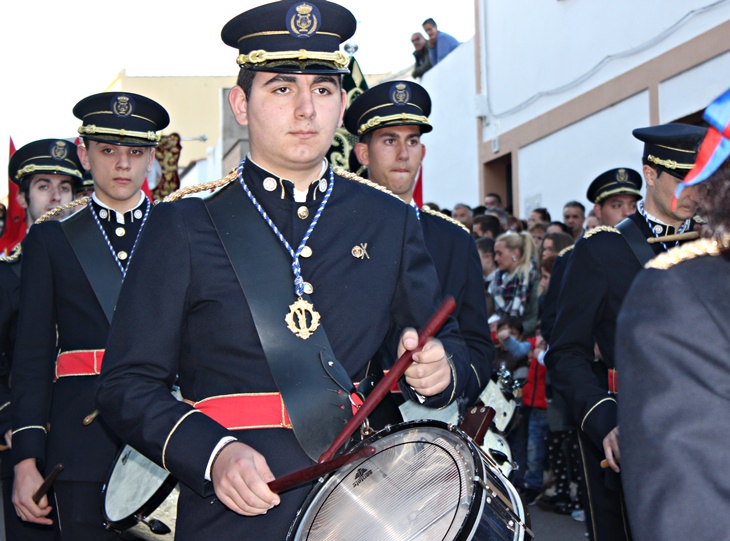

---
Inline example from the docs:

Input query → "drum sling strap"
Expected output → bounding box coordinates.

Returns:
[61,207,121,324]
[616,217,656,267]
[205,183,352,461]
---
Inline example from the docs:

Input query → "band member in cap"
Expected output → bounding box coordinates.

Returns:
[345,80,493,420]
[617,88,730,541]
[96,2,470,540]
[11,92,169,540]
[545,123,707,541]
[1,138,83,540]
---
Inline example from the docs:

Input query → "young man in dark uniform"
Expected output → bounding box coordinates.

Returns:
[345,80,493,420]
[1,139,84,540]
[11,93,169,540]
[617,89,730,541]
[545,123,707,541]
[95,2,470,541]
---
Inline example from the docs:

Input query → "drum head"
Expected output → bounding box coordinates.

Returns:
[290,421,481,541]
[103,445,176,527]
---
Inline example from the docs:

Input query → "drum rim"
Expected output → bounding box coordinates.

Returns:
[286,419,486,541]
[102,444,179,532]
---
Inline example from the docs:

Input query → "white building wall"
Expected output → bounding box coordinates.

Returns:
[519,92,650,220]
[480,0,730,139]
[418,39,480,209]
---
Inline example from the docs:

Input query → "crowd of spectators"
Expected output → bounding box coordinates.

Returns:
[426,193,591,525]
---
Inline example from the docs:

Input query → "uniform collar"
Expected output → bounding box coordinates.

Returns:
[245,155,330,203]
[637,200,690,236]
[91,192,147,224]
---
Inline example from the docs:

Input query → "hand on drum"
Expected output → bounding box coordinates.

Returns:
[12,458,53,525]
[211,441,281,516]
[398,329,451,397]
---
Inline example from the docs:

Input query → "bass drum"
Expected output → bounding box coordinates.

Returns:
[287,420,532,541]
[102,445,179,540]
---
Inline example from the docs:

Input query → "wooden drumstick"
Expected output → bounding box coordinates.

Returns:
[268,446,376,494]
[318,296,457,464]
[647,231,699,244]
[33,463,64,504]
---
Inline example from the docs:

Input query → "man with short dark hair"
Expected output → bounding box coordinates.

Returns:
[562,200,586,241]
[473,213,501,239]
[2,138,83,540]
[546,123,707,541]
[11,94,169,540]
[346,79,493,415]
[484,192,502,209]
[422,17,460,67]
[95,3,472,539]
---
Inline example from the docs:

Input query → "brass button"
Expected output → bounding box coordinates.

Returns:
[297,206,309,220]
[303,282,314,294]
[115,227,126,237]
[118,251,129,261]
[301,246,313,258]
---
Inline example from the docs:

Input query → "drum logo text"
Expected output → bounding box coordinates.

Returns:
[352,467,373,488]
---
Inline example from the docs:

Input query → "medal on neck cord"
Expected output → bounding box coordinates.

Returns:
[237,158,334,339]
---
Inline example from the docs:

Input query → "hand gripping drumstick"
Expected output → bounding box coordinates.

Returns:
[268,446,376,494]
[318,296,457,464]
[32,464,64,504]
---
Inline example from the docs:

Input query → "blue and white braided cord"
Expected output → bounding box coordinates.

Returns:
[237,158,334,297]
[88,197,151,279]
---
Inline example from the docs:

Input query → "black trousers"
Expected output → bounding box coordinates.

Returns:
[53,481,120,541]
[577,432,632,541]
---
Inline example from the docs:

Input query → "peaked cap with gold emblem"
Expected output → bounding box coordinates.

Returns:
[344,80,433,137]
[74,92,170,147]
[632,123,707,180]
[221,0,356,75]
[8,139,83,185]
[586,167,642,204]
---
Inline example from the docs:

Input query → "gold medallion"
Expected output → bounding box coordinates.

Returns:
[285,297,321,339]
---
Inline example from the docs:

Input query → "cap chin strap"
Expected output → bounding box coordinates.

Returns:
[78,125,160,143]
[237,49,348,69]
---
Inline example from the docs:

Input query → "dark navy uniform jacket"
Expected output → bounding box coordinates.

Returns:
[545,211,688,449]
[96,160,471,541]
[419,208,493,404]
[0,260,19,437]
[11,197,150,483]
[617,248,730,541]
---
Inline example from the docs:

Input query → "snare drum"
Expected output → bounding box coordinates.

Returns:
[102,445,179,540]
[288,420,532,541]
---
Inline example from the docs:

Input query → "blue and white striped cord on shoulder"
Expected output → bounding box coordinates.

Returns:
[237,158,334,297]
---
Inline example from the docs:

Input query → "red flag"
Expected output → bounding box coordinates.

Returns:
[0,138,27,255]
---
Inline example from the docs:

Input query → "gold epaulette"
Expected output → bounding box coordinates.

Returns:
[557,245,575,257]
[333,168,403,202]
[34,198,90,225]
[163,171,237,203]
[421,205,470,233]
[582,225,620,239]
[0,244,22,263]
[646,237,730,270]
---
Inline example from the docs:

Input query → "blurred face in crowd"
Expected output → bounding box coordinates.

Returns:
[423,22,437,40]
[585,215,600,231]
[18,174,75,224]
[494,240,519,273]
[453,205,473,226]
[484,195,501,209]
[528,210,545,228]
[479,249,496,276]
[355,125,424,203]
[411,33,426,51]
[643,166,704,226]
[530,227,545,248]
[541,238,557,259]
[594,194,638,227]
[563,205,585,235]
